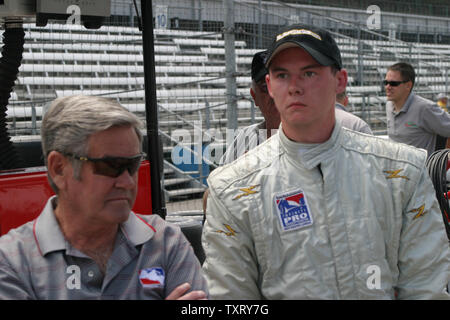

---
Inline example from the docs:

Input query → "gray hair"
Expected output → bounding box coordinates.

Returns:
[41,95,144,192]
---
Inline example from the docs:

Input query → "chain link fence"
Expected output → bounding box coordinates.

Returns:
[3,0,450,212]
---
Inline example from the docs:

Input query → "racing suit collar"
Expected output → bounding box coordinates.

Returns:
[279,121,342,170]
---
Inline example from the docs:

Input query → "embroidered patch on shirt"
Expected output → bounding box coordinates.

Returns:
[409,204,428,220]
[233,185,259,200]
[405,121,418,128]
[139,267,165,288]
[274,189,313,231]
[384,169,409,180]
[214,224,238,237]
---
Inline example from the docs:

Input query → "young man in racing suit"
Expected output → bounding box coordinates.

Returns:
[202,24,450,299]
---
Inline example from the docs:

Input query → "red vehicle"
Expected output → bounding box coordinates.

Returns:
[0,160,152,236]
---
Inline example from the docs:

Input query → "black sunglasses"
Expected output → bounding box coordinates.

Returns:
[383,80,409,87]
[64,152,145,178]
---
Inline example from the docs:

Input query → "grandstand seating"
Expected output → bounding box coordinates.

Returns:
[5,21,450,201]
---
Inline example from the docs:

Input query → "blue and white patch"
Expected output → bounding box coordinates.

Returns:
[139,267,165,288]
[274,189,313,231]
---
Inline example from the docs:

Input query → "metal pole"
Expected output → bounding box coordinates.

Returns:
[223,0,238,130]
[198,0,203,32]
[205,100,211,130]
[258,0,262,48]
[250,99,255,125]
[445,68,448,95]
[141,0,167,219]
[357,27,363,85]
[31,104,36,135]
[129,3,133,27]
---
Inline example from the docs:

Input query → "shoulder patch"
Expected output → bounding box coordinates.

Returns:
[233,185,259,200]
[384,169,409,180]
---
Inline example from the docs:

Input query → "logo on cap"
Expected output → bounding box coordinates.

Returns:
[276,29,322,42]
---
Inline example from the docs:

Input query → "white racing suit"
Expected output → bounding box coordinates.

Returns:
[202,123,450,299]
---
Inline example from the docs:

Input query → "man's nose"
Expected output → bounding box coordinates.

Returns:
[115,169,137,189]
[288,75,303,95]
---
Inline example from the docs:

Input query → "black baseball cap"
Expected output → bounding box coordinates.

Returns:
[251,50,268,83]
[265,24,342,70]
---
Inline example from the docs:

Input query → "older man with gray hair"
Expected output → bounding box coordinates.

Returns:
[0,95,208,300]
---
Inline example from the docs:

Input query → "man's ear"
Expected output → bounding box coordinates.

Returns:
[405,81,413,92]
[47,151,69,191]
[250,87,256,101]
[266,73,274,99]
[336,68,348,95]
